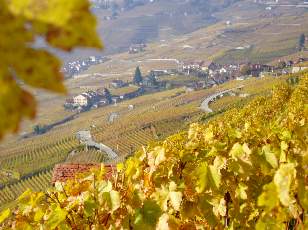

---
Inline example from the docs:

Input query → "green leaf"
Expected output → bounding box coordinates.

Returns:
[134,200,162,230]
[101,190,120,212]
[109,190,121,212]
[256,215,285,230]
[0,209,11,224]
[230,143,244,159]
[208,165,221,189]
[262,145,278,169]
[258,182,279,211]
[98,180,112,193]
[46,205,68,230]
[274,163,296,206]
[198,196,218,226]
[194,162,208,193]
[236,183,248,200]
[298,178,308,210]
[84,194,98,217]
[152,186,169,211]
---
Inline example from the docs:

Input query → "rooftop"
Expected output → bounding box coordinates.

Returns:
[51,163,115,184]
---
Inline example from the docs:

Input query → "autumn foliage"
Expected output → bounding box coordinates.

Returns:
[0,0,102,139]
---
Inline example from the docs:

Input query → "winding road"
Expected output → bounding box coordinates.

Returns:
[96,143,118,159]
[200,86,244,113]
[76,131,118,159]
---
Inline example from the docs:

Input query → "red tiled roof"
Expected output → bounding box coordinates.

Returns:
[51,163,115,184]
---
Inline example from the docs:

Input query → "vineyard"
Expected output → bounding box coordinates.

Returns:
[66,149,108,163]
[0,75,290,212]
[0,170,53,210]
[0,137,79,184]
[0,73,306,229]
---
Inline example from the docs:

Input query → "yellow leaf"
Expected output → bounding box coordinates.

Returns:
[0,0,102,139]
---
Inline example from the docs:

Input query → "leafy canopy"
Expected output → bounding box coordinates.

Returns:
[0,0,102,139]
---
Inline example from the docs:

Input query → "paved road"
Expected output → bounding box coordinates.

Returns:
[97,143,118,159]
[76,131,118,159]
[200,86,244,113]
[84,140,118,160]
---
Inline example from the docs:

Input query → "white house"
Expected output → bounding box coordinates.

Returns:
[182,61,205,71]
[219,67,227,74]
[73,94,88,106]
[292,62,308,73]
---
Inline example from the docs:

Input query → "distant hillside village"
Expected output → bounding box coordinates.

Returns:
[181,57,308,81]
[62,56,109,77]
[90,0,158,10]
[64,57,308,113]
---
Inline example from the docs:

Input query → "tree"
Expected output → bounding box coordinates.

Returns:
[299,33,305,51]
[0,0,102,140]
[240,64,251,76]
[133,66,143,85]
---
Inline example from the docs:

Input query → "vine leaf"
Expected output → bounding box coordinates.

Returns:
[46,205,68,230]
[0,209,11,224]
[274,163,296,206]
[0,0,102,139]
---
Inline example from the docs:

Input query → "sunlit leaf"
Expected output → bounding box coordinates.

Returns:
[169,191,182,211]
[274,163,296,206]
[0,209,11,224]
[46,205,68,230]
[258,182,279,211]
[0,0,102,139]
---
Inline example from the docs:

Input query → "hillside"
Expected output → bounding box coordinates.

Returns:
[63,0,308,62]
[1,72,307,229]
[0,74,288,210]
[1,0,308,229]
[1,1,307,144]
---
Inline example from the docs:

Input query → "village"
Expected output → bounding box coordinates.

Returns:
[64,57,308,113]
[62,56,109,77]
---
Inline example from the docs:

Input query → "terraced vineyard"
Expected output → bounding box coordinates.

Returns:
[66,149,107,163]
[0,137,79,185]
[0,170,52,210]
[0,76,289,211]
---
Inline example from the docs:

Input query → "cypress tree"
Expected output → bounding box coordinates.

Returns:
[133,66,143,85]
[299,33,305,51]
